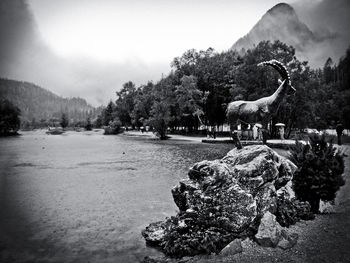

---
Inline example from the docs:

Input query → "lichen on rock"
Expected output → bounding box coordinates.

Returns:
[142,145,307,257]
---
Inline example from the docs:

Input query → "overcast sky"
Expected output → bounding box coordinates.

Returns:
[28,0,298,64]
[3,0,328,106]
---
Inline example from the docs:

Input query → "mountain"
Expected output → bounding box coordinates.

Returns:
[0,78,99,124]
[231,2,349,68]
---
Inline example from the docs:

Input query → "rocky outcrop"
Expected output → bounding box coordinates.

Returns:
[142,145,309,257]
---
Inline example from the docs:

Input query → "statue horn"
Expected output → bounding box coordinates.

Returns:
[258,60,291,85]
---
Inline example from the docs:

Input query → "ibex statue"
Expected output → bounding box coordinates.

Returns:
[226,60,295,148]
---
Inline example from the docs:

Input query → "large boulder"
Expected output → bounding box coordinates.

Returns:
[142,145,298,257]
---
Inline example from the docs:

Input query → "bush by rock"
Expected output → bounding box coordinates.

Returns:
[290,134,345,213]
[275,196,314,227]
[142,145,301,257]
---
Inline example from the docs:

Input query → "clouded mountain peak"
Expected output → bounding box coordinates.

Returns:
[267,3,295,16]
[232,2,316,57]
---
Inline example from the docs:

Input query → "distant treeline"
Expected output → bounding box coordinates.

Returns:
[98,40,350,137]
[0,79,102,128]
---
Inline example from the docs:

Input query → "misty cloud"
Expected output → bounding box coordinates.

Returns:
[292,0,350,64]
[0,0,169,106]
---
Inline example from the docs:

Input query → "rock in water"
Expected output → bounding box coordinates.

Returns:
[142,145,297,257]
[142,221,166,246]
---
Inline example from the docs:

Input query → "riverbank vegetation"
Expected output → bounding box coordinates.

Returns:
[0,79,101,129]
[0,99,20,136]
[97,40,350,139]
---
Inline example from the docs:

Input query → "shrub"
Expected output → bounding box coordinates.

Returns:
[104,119,123,135]
[290,134,345,213]
[276,196,314,227]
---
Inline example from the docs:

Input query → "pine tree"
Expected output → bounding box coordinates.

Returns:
[103,101,114,126]
[85,116,92,131]
[290,134,345,213]
[60,113,69,129]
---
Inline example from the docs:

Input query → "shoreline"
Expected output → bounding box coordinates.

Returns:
[123,130,349,150]
[123,131,300,151]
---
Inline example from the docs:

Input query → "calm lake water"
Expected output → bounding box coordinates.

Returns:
[0,130,234,263]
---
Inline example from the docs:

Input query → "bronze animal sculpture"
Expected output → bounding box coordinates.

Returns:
[226,60,295,148]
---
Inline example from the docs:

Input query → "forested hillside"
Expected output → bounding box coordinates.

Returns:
[0,78,100,126]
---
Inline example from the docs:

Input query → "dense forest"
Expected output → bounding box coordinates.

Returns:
[98,40,350,138]
[0,79,101,127]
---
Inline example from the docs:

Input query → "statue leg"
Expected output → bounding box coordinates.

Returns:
[232,131,243,149]
[230,124,242,149]
[262,129,267,144]
[262,119,268,145]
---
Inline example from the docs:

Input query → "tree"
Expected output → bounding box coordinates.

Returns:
[148,101,172,140]
[323,57,335,84]
[290,135,345,213]
[94,115,103,128]
[85,116,92,131]
[102,101,115,126]
[60,113,69,128]
[0,99,20,135]
[173,48,239,126]
[175,75,204,131]
[149,74,178,131]
[115,81,136,126]
[338,46,350,90]
[131,82,155,127]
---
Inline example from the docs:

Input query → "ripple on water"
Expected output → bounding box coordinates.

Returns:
[0,130,234,262]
